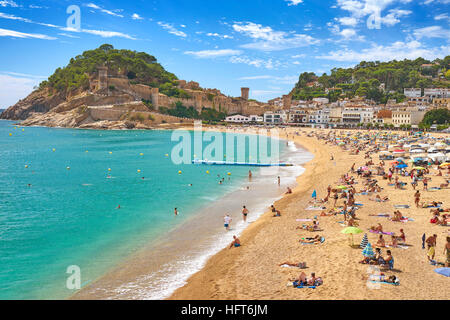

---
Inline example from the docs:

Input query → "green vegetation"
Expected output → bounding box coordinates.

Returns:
[291,56,450,103]
[39,44,190,98]
[159,101,226,121]
[420,108,450,128]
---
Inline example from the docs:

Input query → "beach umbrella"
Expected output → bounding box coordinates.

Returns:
[341,227,363,246]
[396,164,408,169]
[434,268,450,277]
[360,233,369,249]
[311,190,317,199]
[439,162,450,168]
[413,166,425,170]
[362,243,375,258]
[395,157,405,162]
[337,185,348,189]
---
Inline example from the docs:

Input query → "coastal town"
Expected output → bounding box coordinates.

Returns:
[226,86,450,130]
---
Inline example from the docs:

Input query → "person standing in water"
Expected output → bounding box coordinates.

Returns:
[224,214,232,230]
[248,170,252,181]
[174,208,178,216]
[278,176,281,187]
[242,206,249,222]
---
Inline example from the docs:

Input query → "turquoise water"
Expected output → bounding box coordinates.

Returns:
[0,121,284,299]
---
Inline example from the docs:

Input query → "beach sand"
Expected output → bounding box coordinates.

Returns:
[169,127,449,300]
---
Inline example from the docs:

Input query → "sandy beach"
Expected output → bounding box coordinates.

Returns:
[169,127,449,300]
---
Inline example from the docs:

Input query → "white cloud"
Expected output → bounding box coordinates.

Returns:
[238,75,273,80]
[291,54,306,58]
[184,49,242,58]
[286,0,303,5]
[206,32,233,39]
[0,27,56,40]
[0,0,19,7]
[434,13,449,20]
[413,26,450,39]
[85,3,123,18]
[229,56,281,69]
[338,17,358,26]
[157,22,187,38]
[0,73,43,109]
[334,0,413,28]
[232,22,319,51]
[317,40,449,62]
[131,13,143,20]
[0,12,136,40]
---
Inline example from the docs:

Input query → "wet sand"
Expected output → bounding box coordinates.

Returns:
[169,127,449,300]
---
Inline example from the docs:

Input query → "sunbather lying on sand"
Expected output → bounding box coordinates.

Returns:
[370,223,383,233]
[297,220,320,231]
[290,272,323,287]
[279,261,307,268]
[421,201,442,208]
[369,195,389,202]
[299,235,323,244]
[362,273,398,284]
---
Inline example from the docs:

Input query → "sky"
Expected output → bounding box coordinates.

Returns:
[0,0,449,108]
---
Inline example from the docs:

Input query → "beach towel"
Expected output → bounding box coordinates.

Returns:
[369,280,400,286]
[296,219,312,222]
[394,205,410,209]
[369,214,390,217]
[370,230,394,236]
[386,245,409,249]
[305,206,325,211]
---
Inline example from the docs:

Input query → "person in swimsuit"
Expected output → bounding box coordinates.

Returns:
[224,214,232,230]
[242,206,249,222]
[444,236,450,267]
[286,187,293,194]
[174,208,178,216]
[271,205,281,217]
[229,235,240,249]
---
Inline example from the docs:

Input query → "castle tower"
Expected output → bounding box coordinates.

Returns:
[97,66,108,90]
[241,87,249,100]
[151,88,159,108]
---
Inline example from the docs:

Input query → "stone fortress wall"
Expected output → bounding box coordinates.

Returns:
[89,66,279,119]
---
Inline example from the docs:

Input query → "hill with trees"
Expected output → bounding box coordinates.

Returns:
[39,44,190,99]
[290,56,450,104]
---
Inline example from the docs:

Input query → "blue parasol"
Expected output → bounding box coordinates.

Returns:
[434,268,450,277]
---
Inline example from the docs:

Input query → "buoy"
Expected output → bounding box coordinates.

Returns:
[206,170,210,174]
[108,168,111,171]
[137,169,141,173]
[109,152,112,154]
[85,150,88,153]
[25,165,28,168]
[9,133,12,136]
[52,148,56,152]
[66,166,70,170]
[22,129,24,132]
[140,153,144,156]
[227,172,231,176]
[165,154,169,157]
[178,170,182,174]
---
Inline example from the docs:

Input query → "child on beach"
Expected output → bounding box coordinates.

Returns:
[271,205,281,217]
[229,235,240,249]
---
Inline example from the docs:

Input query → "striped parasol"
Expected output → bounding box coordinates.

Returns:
[360,233,368,249]
[362,242,375,258]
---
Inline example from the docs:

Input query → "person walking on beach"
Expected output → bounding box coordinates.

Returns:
[248,170,252,181]
[224,214,232,231]
[426,234,437,262]
[423,177,428,191]
[414,190,421,208]
[242,206,249,222]
[444,236,450,267]
[278,176,281,187]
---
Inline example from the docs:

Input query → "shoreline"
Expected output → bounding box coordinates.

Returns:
[168,128,326,300]
[69,126,311,300]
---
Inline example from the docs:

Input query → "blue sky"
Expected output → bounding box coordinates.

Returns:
[0,0,449,108]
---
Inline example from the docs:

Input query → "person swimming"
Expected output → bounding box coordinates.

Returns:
[174,208,178,216]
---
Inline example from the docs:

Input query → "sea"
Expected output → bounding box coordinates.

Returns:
[0,120,313,299]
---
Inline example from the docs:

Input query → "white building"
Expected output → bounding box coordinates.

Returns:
[404,88,422,98]
[424,88,450,99]
[342,107,374,126]
[312,97,329,104]
[225,114,250,123]
[264,110,288,124]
